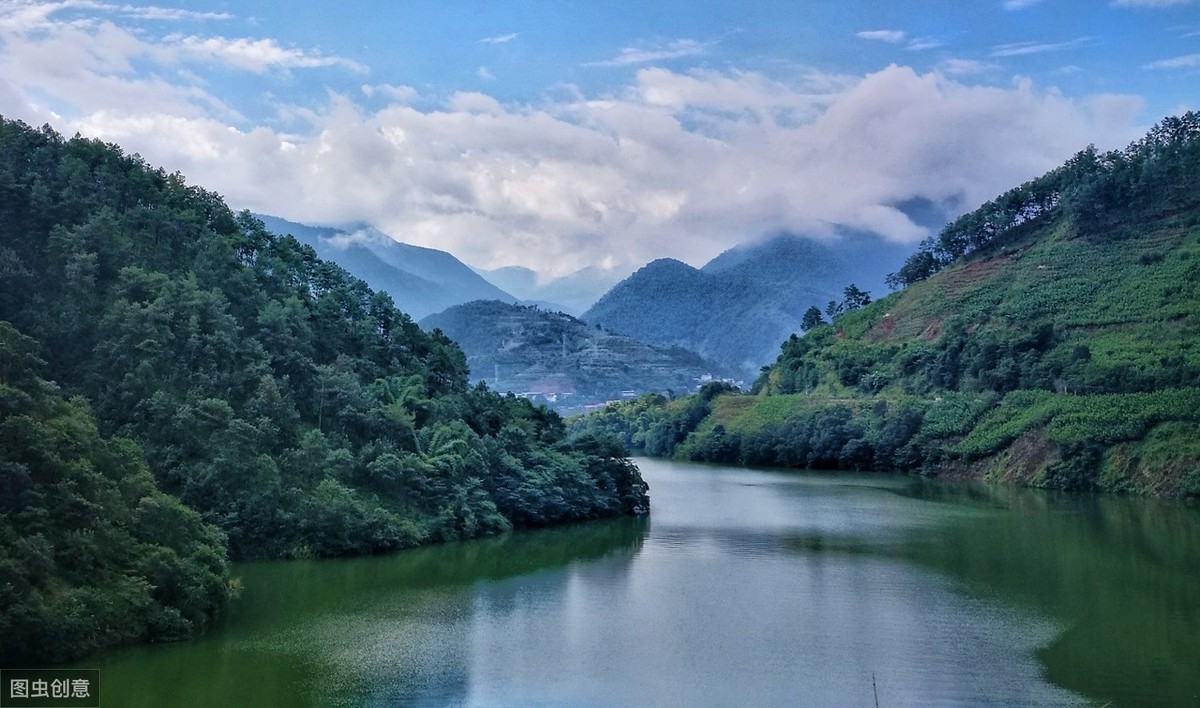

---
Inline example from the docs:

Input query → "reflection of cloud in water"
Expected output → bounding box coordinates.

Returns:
[447,460,1081,707]
[459,520,1080,707]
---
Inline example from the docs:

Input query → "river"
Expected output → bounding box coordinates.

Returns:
[81,458,1200,706]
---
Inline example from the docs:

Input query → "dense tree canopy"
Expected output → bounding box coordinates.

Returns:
[0,323,230,665]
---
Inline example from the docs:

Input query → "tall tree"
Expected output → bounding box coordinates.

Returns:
[801,305,825,332]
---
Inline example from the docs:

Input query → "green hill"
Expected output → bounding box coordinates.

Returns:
[0,118,647,663]
[421,299,735,410]
[571,112,1200,496]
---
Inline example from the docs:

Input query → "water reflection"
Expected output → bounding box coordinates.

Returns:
[84,517,647,708]
[893,480,1200,706]
[80,460,1200,707]
[635,460,1200,706]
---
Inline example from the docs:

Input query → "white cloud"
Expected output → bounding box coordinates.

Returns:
[587,39,712,67]
[0,3,364,76]
[991,37,1093,56]
[905,37,944,51]
[105,4,232,22]
[50,65,1141,276]
[478,32,518,44]
[938,58,998,75]
[0,4,367,128]
[167,35,367,73]
[0,19,245,122]
[361,83,419,102]
[856,30,905,43]
[0,6,1148,277]
[0,1,229,29]
[1144,53,1200,68]
[633,66,843,127]
[477,66,495,81]
[449,91,505,114]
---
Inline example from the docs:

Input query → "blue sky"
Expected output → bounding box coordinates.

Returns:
[1,1,1197,275]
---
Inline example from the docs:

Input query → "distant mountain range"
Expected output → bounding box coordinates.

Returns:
[420,300,738,411]
[582,233,914,375]
[256,214,914,382]
[474,265,632,316]
[255,214,517,320]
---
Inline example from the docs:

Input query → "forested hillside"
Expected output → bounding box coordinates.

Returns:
[0,118,647,662]
[421,299,732,409]
[0,323,230,665]
[572,112,1200,496]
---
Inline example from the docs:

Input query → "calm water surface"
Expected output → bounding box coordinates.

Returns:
[83,459,1200,706]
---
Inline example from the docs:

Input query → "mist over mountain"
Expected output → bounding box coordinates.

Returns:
[255,215,517,320]
[582,233,913,375]
[475,264,632,316]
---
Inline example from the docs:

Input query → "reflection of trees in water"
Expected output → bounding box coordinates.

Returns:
[223,516,650,706]
[473,518,648,617]
[757,473,1200,706]
[235,515,648,616]
[376,517,649,706]
[887,480,1200,707]
[428,515,648,586]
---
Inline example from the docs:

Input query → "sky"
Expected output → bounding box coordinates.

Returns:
[0,1,1197,276]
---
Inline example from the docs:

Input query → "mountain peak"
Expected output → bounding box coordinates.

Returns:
[583,234,910,373]
[254,213,516,319]
[639,257,700,274]
[702,234,834,274]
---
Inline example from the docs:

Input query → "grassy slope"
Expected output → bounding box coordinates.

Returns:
[701,208,1200,494]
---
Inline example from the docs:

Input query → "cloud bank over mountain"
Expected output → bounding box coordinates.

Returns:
[0,2,1157,275]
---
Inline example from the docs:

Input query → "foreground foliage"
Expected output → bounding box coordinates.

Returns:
[572,112,1200,496]
[0,118,647,662]
[0,324,230,664]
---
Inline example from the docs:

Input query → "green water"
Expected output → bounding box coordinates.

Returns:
[80,459,1200,706]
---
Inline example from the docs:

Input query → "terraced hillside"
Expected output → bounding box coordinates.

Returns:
[421,300,734,410]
